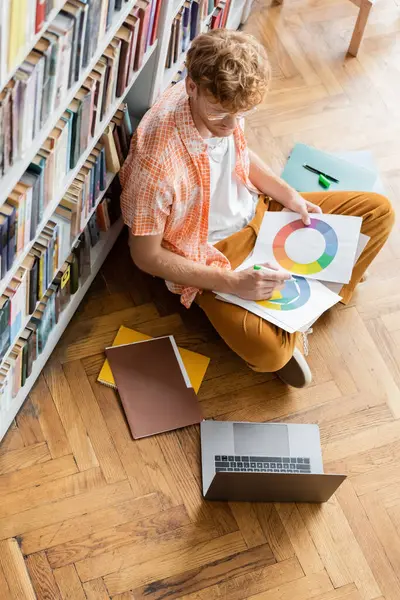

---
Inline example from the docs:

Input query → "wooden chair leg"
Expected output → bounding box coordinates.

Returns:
[348,0,373,57]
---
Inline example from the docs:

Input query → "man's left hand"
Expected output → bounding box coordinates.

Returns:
[282,192,322,226]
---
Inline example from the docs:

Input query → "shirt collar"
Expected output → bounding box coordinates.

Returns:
[174,82,242,157]
[175,84,208,156]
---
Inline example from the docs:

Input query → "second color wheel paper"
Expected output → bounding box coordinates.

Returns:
[254,212,362,284]
[216,276,341,334]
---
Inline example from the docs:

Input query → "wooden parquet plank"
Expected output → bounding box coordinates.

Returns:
[129,544,276,600]
[308,584,363,600]
[255,504,295,561]
[47,504,190,569]
[29,375,72,459]
[25,551,62,600]
[75,522,222,583]
[312,319,359,397]
[228,503,267,548]
[54,303,159,362]
[0,442,50,475]
[319,496,381,599]
[44,361,98,471]
[278,393,393,447]
[325,439,400,478]
[83,578,110,600]
[366,318,400,388]
[327,308,400,418]
[62,360,126,484]
[0,425,25,454]
[131,435,185,510]
[276,504,324,575]
[207,379,342,422]
[0,467,104,522]
[336,479,400,600]
[360,491,400,585]
[323,420,400,464]
[0,480,133,540]
[141,556,302,600]
[298,503,353,588]
[0,561,11,598]
[102,531,248,595]
[15,398,45,446]
[21,492,163,555]
[245,571,334,600]
[0,538,36,600]
[352,463,400,496]
[89,377,157,499]
[156,430,217,524]
[0,454,77,496]
[53,565,86,600]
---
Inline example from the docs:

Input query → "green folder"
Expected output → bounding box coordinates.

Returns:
[281,143,378,192]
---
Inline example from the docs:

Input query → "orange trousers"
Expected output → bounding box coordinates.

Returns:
[196,192,395,372]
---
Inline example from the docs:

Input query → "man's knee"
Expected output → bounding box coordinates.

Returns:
[244,330,296,373]
[369,193,395,233]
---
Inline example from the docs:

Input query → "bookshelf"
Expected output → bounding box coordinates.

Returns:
[0,0,140,203]
[0,217,124,442]
[0,3,65,91]
[143,0,251,108]
[0,40,157,300]
[0,0,252,442]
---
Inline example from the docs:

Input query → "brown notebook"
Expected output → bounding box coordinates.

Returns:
[105,336,204,439]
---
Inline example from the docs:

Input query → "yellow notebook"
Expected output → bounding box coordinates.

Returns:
[98,326,210,394]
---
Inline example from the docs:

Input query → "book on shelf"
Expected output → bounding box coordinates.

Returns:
[134,0,152,70]
[166,0,206,71]
[0,0,143,177]
[150,0,162,46]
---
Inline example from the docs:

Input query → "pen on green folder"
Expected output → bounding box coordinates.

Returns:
[253,265,294,280]
[303,164,339,183]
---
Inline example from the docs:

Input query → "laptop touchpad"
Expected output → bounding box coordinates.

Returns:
[233,423,290,456]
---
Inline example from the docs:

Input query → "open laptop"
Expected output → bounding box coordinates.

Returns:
[201,420,346,503]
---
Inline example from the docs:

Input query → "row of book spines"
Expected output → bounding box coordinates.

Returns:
[0,234,86,398]
[0,124,127,367]
[2,0,135,82]
[0,105,130,286]
[0,0,153,179]
[2,1,60,76]
[208,1,231,30]
[0,192,120,402]
[166,0,199,69]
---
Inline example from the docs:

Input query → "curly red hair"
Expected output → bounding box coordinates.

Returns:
[186,29,271,112]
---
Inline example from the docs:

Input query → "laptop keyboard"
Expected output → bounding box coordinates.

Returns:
[214,455,311,473]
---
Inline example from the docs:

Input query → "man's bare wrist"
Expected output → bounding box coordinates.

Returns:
[214,270,239,294]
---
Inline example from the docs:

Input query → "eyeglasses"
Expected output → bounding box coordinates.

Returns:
[206,106,257,121]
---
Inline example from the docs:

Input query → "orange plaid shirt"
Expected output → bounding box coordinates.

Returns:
[120,81,257,308]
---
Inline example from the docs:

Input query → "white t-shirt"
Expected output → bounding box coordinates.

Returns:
[206,134,257,245]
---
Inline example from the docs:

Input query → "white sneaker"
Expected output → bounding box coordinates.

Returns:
[276,347,312,388]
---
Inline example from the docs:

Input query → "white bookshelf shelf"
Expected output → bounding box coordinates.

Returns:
[0,0,138,205]
[0,217,124,441]
[0,3,65,91]
[0,41,157,299]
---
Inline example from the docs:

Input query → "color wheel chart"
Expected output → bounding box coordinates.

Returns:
[257,277,310,311]
[273,218,338,275]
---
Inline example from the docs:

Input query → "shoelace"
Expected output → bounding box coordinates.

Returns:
[301,327,313,356]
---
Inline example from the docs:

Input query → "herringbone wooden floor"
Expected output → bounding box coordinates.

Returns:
[1,0,400,597]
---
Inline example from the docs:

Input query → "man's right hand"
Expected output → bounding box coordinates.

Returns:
[225,262,291,301]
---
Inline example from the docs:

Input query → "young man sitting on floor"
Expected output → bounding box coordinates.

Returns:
[120,30,394,388]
